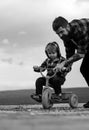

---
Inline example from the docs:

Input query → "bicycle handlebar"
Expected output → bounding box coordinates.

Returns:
[40,68,59,79]
[34,66,67,79]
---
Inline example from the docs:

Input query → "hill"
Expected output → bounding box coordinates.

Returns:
[0,87,88,105]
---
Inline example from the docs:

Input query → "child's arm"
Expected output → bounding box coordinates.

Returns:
[33,59,47,72]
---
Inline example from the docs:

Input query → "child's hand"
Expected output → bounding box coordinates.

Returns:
[33,66,40,72]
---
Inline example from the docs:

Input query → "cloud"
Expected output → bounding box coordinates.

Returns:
[18,31,27,35]
[1,58,24,65]
[1,58,13,64]
[74,0,89,18]
[0,0,89,28]
[77,0,89,2]
[12,43,17,48]
[18,61,24,66]
[2,38,10,45]
[0,0,88,91]
[0,61,35,90]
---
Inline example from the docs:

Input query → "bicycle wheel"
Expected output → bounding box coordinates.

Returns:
[42,88,53,109]
[69,94,78,108]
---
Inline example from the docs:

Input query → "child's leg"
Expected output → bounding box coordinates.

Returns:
[49,76,65,95]
[35,77,46,95]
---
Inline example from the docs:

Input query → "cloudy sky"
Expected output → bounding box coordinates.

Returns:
[0,0,89,91]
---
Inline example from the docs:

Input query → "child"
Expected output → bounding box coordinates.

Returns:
[32,41,71,99]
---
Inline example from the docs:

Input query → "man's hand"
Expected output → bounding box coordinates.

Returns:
[53,61,66,72]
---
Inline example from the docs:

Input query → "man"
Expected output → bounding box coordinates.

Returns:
[52,16,89,108]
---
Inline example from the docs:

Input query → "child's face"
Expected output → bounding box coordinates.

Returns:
[47,52,57,59]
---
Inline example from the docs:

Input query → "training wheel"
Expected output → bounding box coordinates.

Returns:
[42,88,53,109]
[69,94,78,108]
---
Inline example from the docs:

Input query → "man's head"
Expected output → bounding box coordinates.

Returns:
[52,16,70,40]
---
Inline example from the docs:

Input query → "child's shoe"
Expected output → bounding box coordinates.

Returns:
[31,93,41,100]
[83,101,89,108]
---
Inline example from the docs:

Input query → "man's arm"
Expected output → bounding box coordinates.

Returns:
[54,50,85,72]
[64,52,85,66]
[64,39,85,66]
[55,39,85,71]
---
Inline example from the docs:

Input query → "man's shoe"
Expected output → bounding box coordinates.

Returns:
[83,101,89,108]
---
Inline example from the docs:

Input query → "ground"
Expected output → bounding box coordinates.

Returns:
[0,103,89,130]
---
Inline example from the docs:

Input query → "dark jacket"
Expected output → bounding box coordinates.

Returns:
[63,18,89,59]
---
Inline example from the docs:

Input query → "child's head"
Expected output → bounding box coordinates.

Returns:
[45,42,61,59]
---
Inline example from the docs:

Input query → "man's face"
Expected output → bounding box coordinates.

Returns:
[56,24,70,40]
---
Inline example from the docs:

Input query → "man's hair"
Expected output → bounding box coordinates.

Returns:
[52,16,68,31]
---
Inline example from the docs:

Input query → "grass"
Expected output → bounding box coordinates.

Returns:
[0,87,88,105]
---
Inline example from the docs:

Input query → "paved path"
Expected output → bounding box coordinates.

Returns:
[0,103,89,130]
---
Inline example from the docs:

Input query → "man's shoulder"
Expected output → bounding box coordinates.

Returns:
[70,18,89,27]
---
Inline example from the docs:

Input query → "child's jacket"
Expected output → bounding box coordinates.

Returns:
[36,56,71,78]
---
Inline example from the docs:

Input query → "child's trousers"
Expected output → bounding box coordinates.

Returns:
[35,75,65,95]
